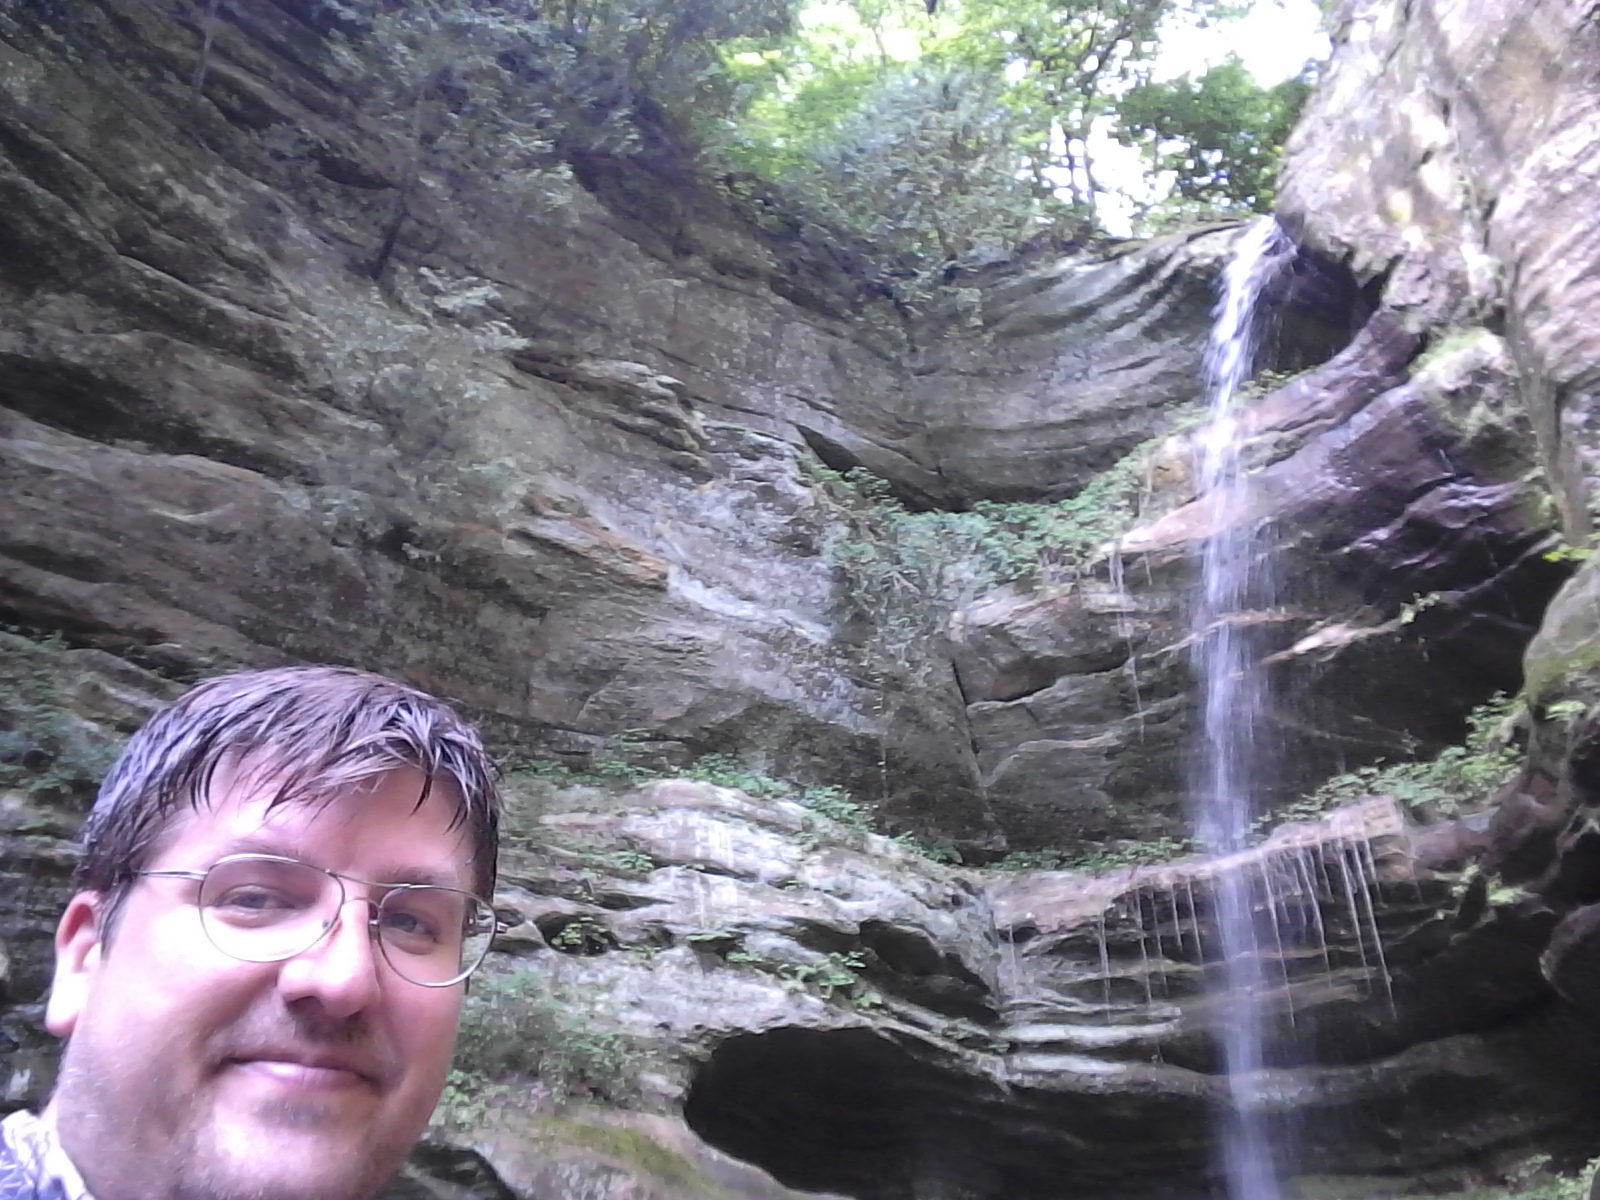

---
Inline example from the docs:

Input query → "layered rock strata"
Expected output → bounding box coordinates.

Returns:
[462,782,1600,1200]
[950,311,1568,850]
[0,0,1294,854]
[7,650,1600,1200]
[1277,0,1600,541]
[0,0,1462,858]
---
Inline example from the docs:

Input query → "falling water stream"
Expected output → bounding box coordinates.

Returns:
[1191,216,1298,1200]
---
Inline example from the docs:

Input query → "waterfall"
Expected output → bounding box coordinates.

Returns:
[1192,216,1297,1200]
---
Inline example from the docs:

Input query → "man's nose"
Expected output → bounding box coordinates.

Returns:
[275,898,384,1017]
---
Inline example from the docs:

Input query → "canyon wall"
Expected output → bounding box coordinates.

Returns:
[8,0,1600,1197]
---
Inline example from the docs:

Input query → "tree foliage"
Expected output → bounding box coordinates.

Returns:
[321,0,798,275]
[795,64,1045,263]
[717,0,1319,271]
[942,0,1223,211]
[321,0,1320,279]
[1115,57,1311,221]
[340,0,796,142]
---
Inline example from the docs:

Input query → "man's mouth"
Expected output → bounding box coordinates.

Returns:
[224,1052,383,1091]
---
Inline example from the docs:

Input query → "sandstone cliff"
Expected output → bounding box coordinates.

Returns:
[8,0,1600,1197]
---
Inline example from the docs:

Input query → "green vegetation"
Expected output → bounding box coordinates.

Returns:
[337,0,797,167]
[987,835,1196,874]
[1063,835,1198,873]
[506,728,667,788]
[588,849,658,875]
[1543,535,1598,565]
[1381,1157,1600,1200]
[811,437,1168,698]
[549,916,615,954]
[1114,58,1310,226]
[713,938,876,1003]
[740,60,1047,269]
[502,744,963,866]
[1270,694,1523,827]
[0,629,125,806]
[892,833,964,864]
[820,434,1163,598]
[326,0,1319,290]
[984,694,1526,878]
[321,0,798,276]
[987,848,1073,871]
[719,0,1316,271]
[438,968,651,1123]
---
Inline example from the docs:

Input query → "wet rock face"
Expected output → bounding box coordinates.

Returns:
[7,727,1599,1200]
[0,0,1365,854]
[1270,0,1600,1073]
[666,794,1600,1200]
[482,779,1598,1200]
[950,313,1570,851]
[1277,0,1600,540]
[1502,559,1600,1015]
[0,0,1001,838]
[2,0,1564,867]
[0,0,1403,859]
[901,231,1373,507]
[904,230,1229,506]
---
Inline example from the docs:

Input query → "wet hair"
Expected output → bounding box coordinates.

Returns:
[78,665,500,933]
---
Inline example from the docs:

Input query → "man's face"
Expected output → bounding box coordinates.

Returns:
[44,765,475,1200]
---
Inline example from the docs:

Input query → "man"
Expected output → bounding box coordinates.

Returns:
[0,665,502,1200]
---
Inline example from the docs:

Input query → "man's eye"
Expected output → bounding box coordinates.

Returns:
[379,906,444,949]
[211,888,301,917]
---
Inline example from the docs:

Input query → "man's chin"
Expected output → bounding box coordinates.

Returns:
[198,1118,402,1200]
[193,1081,406,1200]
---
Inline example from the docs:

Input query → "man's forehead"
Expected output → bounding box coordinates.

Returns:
[152,759,473,883]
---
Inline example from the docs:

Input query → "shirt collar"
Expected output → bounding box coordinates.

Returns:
[3,1108,93,1200]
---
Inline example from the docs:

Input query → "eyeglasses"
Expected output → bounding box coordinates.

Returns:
[136,854,499,988]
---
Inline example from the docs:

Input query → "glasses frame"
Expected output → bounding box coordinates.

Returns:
[135,853,498,988]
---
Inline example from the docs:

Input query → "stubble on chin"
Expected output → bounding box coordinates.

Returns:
[174,1015,407,1200]
[180,1094,399,1200]
[56,1008,410,1200]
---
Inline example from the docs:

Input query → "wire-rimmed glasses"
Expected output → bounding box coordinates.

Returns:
[137,854,498,988]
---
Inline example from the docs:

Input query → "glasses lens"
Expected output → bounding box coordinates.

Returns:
[376,888,496,986]
[199,857,334,963]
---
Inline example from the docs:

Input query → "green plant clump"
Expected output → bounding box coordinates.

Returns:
[987,836,1197,875]
[719,0,1313,273]
[1273,694,1523,827]
[440,969,649,1122]
[681,751,793,796]
[890,833,963,864]
[813,441,1164,699]
[821,441,1158,604]
[719,942,872,1002]
[682,754,880,834]
[1062,836,1198,874]
[1382,1156,1600,1200]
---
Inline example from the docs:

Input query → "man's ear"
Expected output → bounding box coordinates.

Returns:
[45,892,105,1037]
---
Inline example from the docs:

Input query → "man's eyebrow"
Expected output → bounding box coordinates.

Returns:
[377,865,465,889]
[219,835,465,888]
